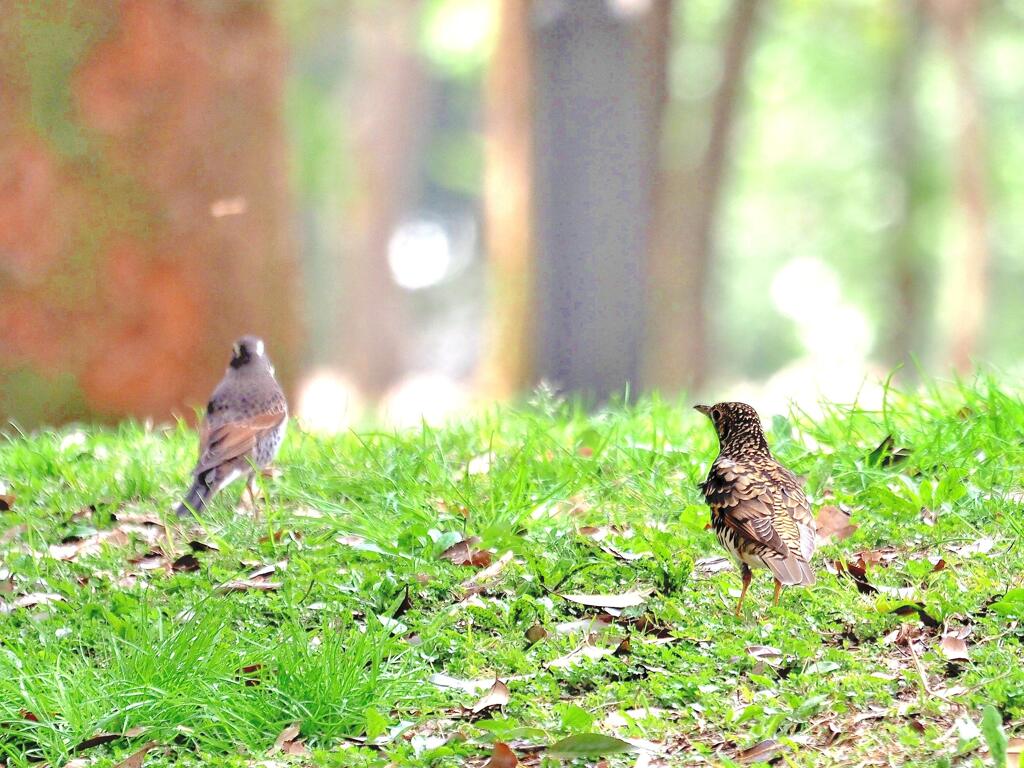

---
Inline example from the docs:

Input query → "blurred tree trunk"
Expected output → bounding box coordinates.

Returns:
[0,0,298,427]
[643,0,762,394]
[532,1,668,401]
[480,0,535,398]
[340,0,427,397]
[926,0,988,373]
[883,3,927,369]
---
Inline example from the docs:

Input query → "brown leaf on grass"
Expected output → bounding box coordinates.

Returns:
[188,540,219,552]
[694,556,733,576]
[270,723,307,755]
[112,511,167,528]
[546,640,614,670]
[560,589,652,610]
[218,578,281,593]
[555,616,613,637]
[525,624,548,645]
[462,551,514,589]
[737,738,783,764]
[483,741,519,767]
[815,506,858,545]
[172,554,200,572]
[949,537,996,557]
[939,628,970,661]
[0,592,64,613]
[49,529,132,561]
[0,493,15,512]
[745,645,784,667]
[74,732,122,751]
[440,537,492,568]
[237,663,264,686]
[248,561,287,579]
[114,740,159,768]
[429,673,498,694]
[471,679,510,714]
[130,549,171,572]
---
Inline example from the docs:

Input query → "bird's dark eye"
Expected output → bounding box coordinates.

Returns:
[711,407,722,421]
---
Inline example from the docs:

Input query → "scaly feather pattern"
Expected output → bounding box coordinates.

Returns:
[695,402,816,615]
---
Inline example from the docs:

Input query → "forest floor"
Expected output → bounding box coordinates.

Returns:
[1,380,1023,767]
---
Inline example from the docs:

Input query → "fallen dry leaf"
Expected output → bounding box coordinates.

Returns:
[602,708,673,729]
[815,506,858,545]
[248,561,287,579]
[270,723,306,755]
[0,493,15,512]
[429,673,500,694]
[546,640,614,670]
[483,741,519,768]
[694,555,733,575]
[939,628,970,661]
[949,537,996,557]
[440,537,492,568]
[462,551,514,588]
[745,645,784,667]
[525,624,548,645]
[737,738,783,764]
[218,578,281,593]
[172,554,200,572]
[74,732,122,751]
[114,740,159,768]
[471,679,510,714]
[0,592,64,613]
[560,589,652,610]
[555,616,612,636]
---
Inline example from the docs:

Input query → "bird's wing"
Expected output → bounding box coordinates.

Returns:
[704,460,791,559]
[196,406,286,475]
[772,465,817,563]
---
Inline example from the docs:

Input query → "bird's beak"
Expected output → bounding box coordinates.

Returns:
[694,404,711,416]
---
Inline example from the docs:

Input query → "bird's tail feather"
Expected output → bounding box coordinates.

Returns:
[765,553,815,586]
[176,476,211,517]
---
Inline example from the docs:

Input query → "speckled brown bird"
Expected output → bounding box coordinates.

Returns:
[176,336,287,517]
[695,402,815,615]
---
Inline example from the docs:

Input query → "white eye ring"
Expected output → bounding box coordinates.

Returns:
[255,340,265,356]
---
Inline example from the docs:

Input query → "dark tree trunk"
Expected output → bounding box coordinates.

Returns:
[643,0,762,394]
[883,3,927,370]
[532,1,667,402]
[0,0,298,427]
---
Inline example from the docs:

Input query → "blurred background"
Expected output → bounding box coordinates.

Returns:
[2,0,1022,430]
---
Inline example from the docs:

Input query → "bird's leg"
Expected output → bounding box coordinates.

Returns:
[246,474,261,521]
[735,565,753,617]
[772,578,783,607]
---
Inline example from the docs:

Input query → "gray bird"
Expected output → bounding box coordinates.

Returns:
[176,335,288,517]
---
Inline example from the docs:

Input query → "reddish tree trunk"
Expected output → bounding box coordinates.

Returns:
[480,0,535,398]
[0,0,299,427]
[927,0,988,372]
[339,0,427,398]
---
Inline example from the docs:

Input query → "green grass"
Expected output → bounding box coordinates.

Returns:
[1,377,1023,766]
